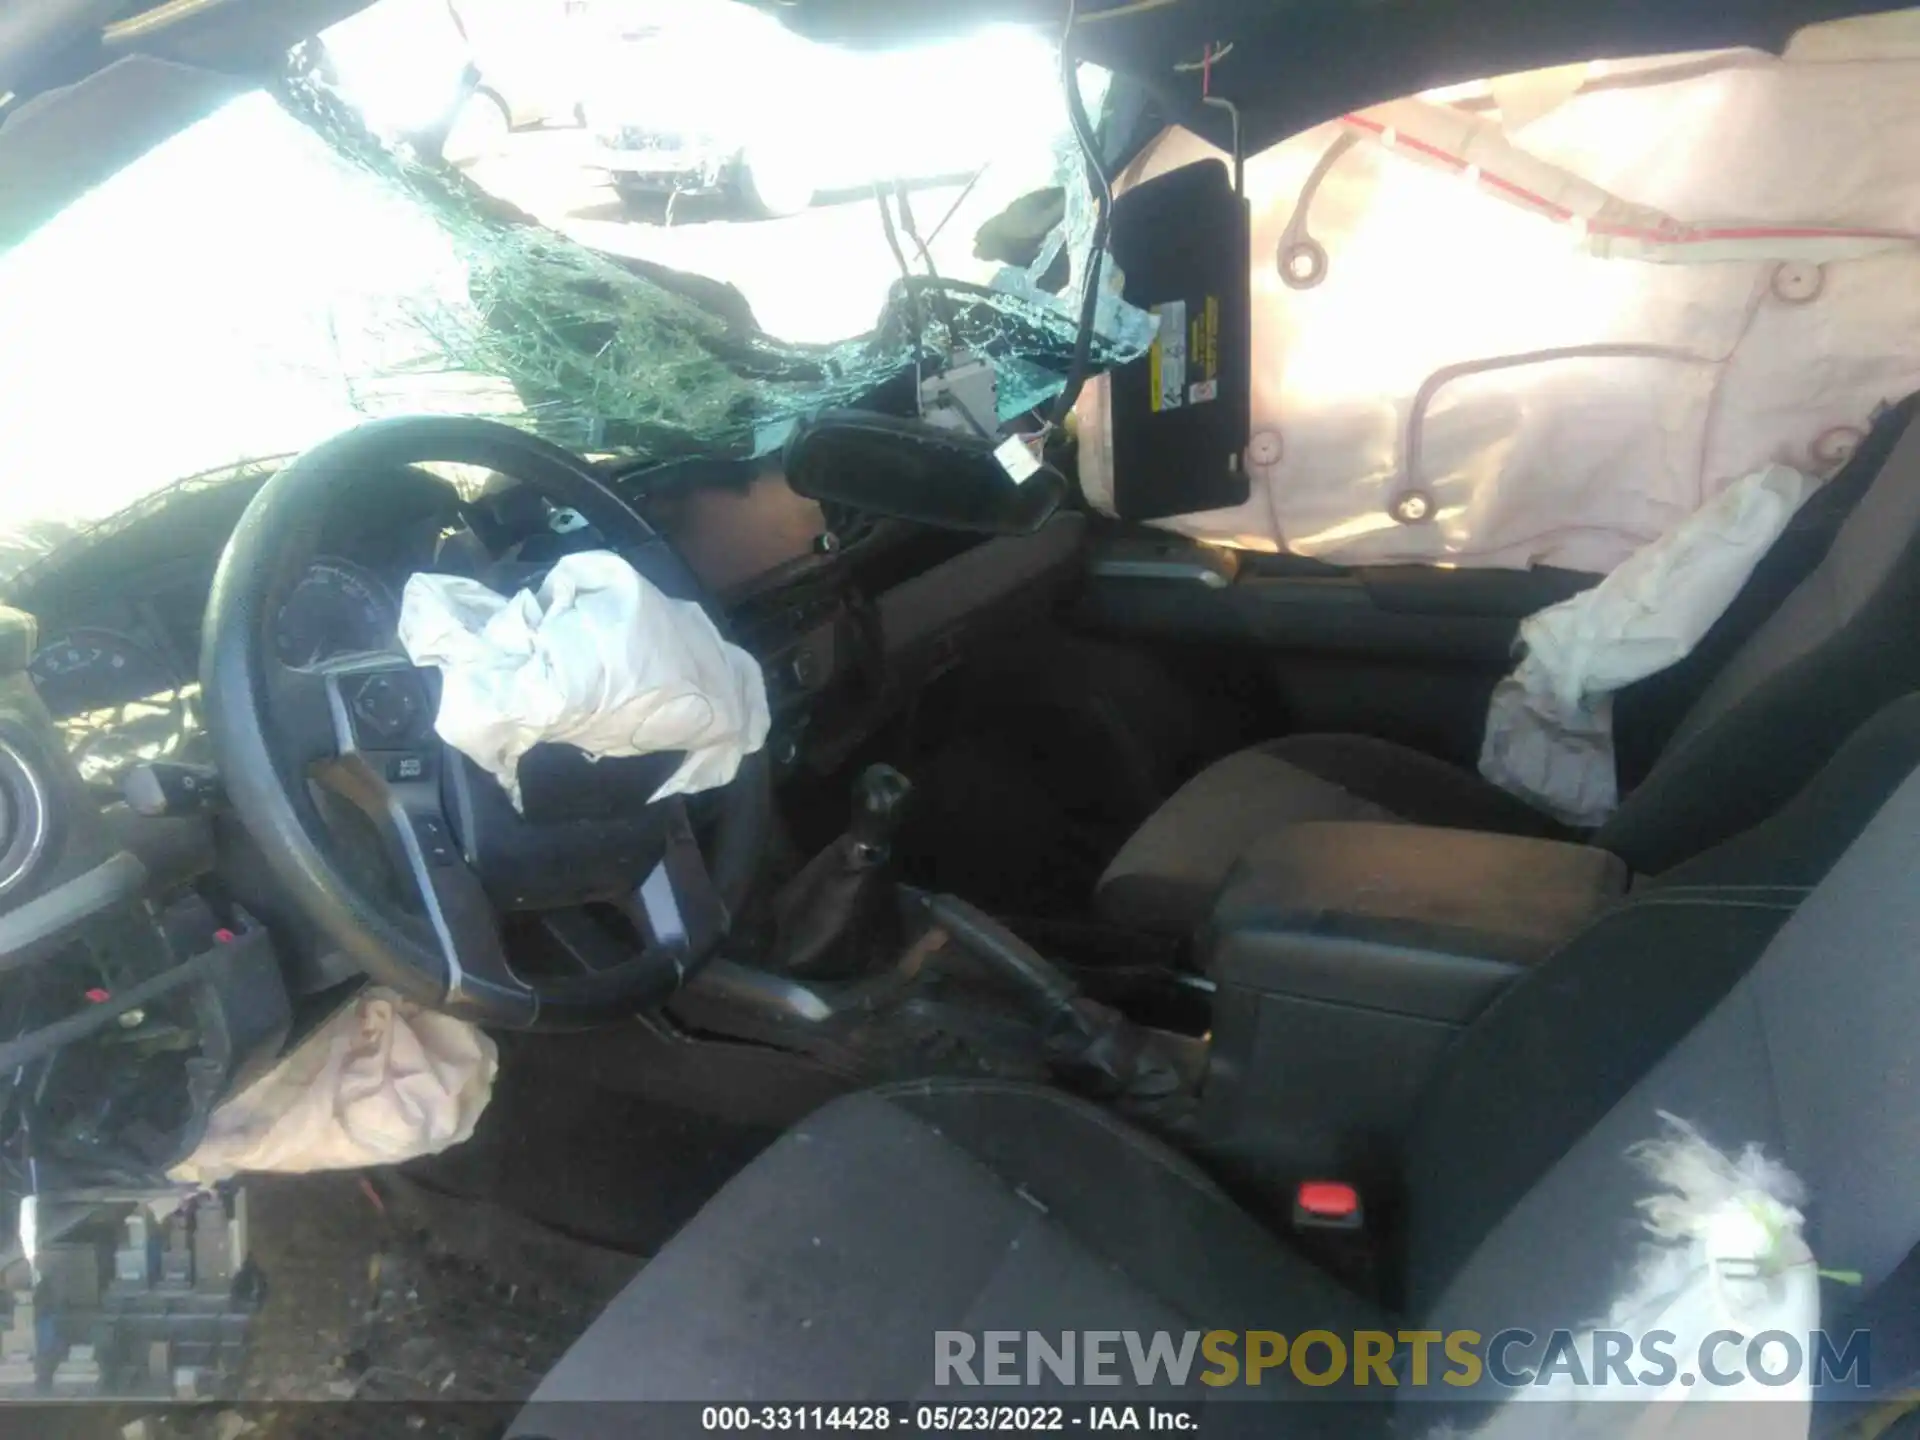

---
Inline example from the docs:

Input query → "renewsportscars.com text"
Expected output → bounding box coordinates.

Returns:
[934,1328,1872,1391]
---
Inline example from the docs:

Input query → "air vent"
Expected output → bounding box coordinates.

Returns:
[0,738,50,897]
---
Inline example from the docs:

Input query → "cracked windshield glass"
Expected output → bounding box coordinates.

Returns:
[0,0,1130,592]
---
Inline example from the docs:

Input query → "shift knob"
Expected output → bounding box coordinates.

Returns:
[849,764,913,861]
[768,764,914,977]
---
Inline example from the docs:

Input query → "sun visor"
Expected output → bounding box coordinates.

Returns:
[0,55,244,249]
[1102,159,1252,521]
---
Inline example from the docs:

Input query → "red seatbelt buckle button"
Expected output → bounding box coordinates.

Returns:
[1293,1180,1363,1230]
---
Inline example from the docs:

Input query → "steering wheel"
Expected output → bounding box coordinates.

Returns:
[201,416,773,1030]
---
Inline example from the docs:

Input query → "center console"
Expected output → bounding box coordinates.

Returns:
[1194,821,1628,1195]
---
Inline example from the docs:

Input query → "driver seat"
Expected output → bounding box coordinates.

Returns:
[512,702,1920,1431]
[1097,397,1920,934]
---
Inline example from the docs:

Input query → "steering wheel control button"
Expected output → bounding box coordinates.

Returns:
[346,672,422,745]
[412,814,458,867]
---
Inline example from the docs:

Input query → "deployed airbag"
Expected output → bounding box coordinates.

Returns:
[1078,14,1920,574]
[1480,464,1817,825]
[398,551,770,811]
[1446,1115,1817,1435]
[171,986,496,1183]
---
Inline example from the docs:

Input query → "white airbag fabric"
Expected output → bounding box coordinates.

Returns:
[1447,1115,1817,1438]
[1076,14,1920,574]
[397,551,770,810]
[1479,465,1816,825]
[171,987,497,1183]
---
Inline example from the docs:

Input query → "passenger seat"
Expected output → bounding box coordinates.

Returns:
[1098,397,1920,934]
[513,690,1920,1426]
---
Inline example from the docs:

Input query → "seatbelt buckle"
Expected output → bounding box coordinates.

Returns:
[1293,1180,1364,1232]
[1289,1179,1378,1297]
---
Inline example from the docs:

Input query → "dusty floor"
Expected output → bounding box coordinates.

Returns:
[61,1026,809,1440]
[104,1171,642,1440]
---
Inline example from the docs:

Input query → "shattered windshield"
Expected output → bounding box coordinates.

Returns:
[0,0,1149,587]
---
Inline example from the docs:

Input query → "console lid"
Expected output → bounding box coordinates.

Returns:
[1206,822,1628,1024]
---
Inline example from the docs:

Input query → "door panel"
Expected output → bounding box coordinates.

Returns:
[1074,529,1600,767]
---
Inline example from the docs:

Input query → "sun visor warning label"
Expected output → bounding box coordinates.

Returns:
[1189,295,1220,405]
[1149,300,1186,411]
[1148,297,1222,412]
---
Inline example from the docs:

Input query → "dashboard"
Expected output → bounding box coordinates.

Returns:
[30,554,401,712]
[25,553,404,788]
[0,441,1088,1242]
[9,463,456,787]
[5,457,844,789]
[4,450,1086,799]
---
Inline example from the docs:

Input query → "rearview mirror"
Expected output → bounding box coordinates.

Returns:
[784,411,1064,535]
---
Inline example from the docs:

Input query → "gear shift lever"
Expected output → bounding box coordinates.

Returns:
[771,765,913,977]
[847,764,913,864]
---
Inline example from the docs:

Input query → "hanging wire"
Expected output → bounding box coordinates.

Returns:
[893,181,961,346]
[923,162,992,251]
[1048,0,1115,428]
[1172,41,1236,76]
[874,182,929,360]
